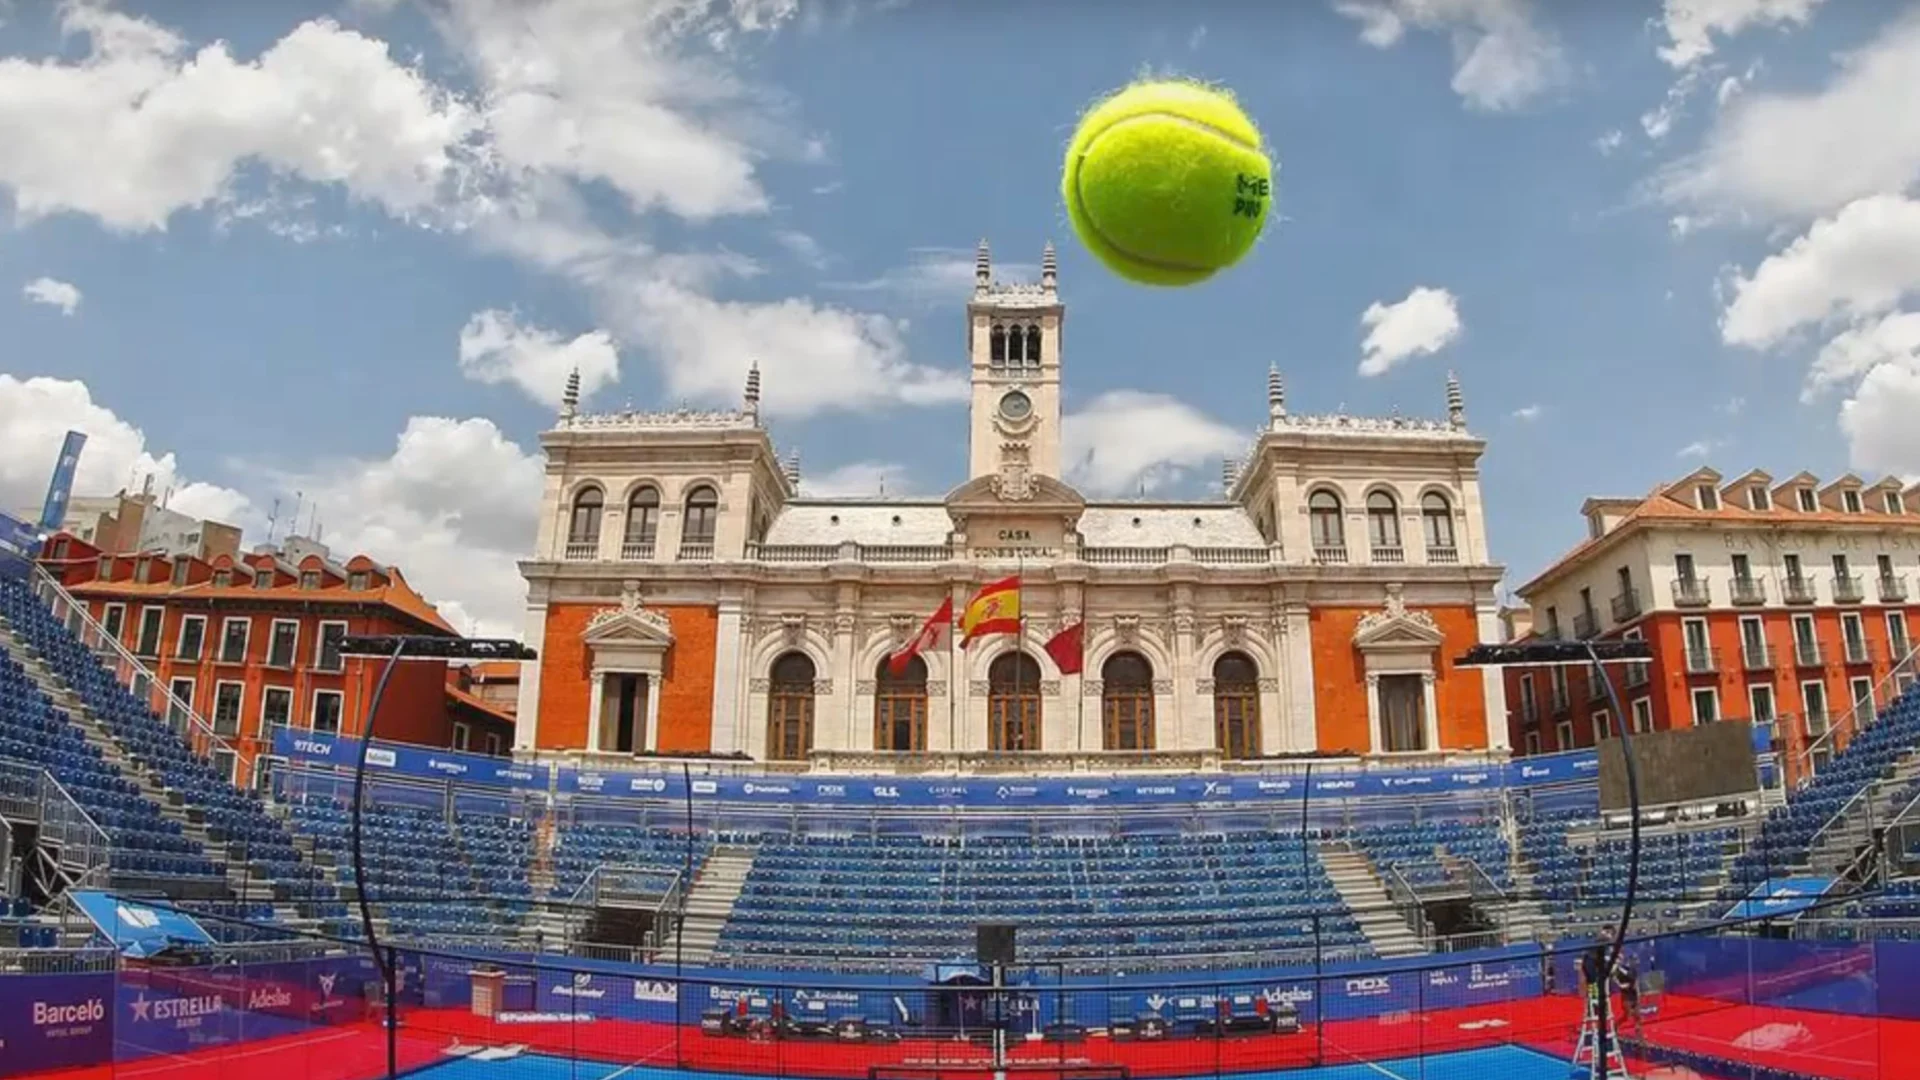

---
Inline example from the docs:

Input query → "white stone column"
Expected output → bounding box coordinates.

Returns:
[1476,600,1511,751]
[1282,604,1316,752]
[823,613,856,752]
[1172,610,1197,751]
[1362,672,1381,755]
[711,601,744,754]
[644,674,663,752]
[513,602,548,751]
[1422,671,1441,753]
[586,670,606,752]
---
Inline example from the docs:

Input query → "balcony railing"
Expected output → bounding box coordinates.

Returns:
[1314,546,1348,565]
[1730,575,1767,606]
[1550,687,1570,716]
[1428,546,1459,564]
[1672,577,1711,607]
[1572,611,1598,640]
[1844,639,1872,665]
[1684,646,1719,674]
[1881,575,1909,603]
[1610,589,1642,622]
[678,541,716,561]
[1371,546,1404,564]
[620,537,657,561]
[1804,711,1832,738]
[1783,576,1816,604]
[1742,643,1773,670]
[1833,574,1865,604]
[564,540,598,561]
[1795,640,1824,667]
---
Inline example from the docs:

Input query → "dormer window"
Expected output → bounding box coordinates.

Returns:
[213,570,231,588]
[96,555,111,578]
[349,571,370,591]
[1748,486,1770,511]
[170,560,190,586]
[300,570,321,590]
[1888,491,1905,515]
[1587,514,1604,540]
[1797,488,1817,512]
[50,538,68,559]
[135,557,151,581]
[1697,485,1719,510]
[1844,489,1863,514]
[254,570,275,590]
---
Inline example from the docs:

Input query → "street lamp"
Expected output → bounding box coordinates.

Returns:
[334,634,537,1078]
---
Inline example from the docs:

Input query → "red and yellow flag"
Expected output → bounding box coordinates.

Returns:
[958,576,1022,647]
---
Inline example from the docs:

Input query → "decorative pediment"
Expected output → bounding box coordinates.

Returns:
[1353,584,1443,650]
[944,472,1086,521]
[583,580,675,648]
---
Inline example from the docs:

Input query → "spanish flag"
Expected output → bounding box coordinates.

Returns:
[959,576,1022,647]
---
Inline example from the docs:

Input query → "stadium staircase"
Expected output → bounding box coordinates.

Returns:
[1317,846,1423,957]
[659,845,755,964]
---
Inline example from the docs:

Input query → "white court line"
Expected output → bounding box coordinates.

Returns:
[115,1026,366,1078]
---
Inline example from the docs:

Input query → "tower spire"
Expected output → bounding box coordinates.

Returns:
[743,361,762,423]
[560,366,581,423]
[784,449,801,488]
[1267,363,1286,424]
[1041,240,1057,293]
[1446,370,1465,429]
[974,238,991,296]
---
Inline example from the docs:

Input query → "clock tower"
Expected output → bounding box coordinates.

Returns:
[967,240,1065,486]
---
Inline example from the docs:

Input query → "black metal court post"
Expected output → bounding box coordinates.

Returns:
[1455,638,1650,1079]
[335,633,538,1080]
[677,760,692,1070]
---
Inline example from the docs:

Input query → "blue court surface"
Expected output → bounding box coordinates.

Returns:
[409,1044,1573,1080]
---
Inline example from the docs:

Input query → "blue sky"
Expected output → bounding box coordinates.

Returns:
[2,0,1916,635]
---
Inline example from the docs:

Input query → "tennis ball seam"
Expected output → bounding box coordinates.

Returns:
[1069,111,1265,275]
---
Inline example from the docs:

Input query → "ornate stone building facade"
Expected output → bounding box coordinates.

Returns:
[514,243,1509,770]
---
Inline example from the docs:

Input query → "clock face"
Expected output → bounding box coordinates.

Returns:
[999,391,1033,421]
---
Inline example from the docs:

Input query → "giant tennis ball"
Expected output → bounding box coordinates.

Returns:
[1062,80,1273,287]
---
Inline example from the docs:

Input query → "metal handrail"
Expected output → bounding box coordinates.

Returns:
[0,760,111,883]
[27,563,237,761]
[1795,640,1920,781]
[561,861,685,954]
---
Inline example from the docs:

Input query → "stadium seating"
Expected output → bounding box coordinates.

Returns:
[1349,820,1513,891]
[548,819,712,900]
[1519,806,1736,923]
[713,832,1369,971]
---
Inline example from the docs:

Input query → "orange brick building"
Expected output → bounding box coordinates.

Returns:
[1504,467,1920,787]
[513,243,1509,767]
[39,532,514,787]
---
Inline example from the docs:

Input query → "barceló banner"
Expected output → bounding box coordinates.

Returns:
[0,972,114,1077]
[273,729,1597,809]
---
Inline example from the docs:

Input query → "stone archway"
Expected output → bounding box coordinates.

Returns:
[582,581,675,754]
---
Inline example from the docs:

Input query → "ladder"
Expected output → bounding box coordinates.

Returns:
[1570,990,1633,1080]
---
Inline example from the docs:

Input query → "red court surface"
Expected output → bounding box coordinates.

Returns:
[12,992,1911,1080]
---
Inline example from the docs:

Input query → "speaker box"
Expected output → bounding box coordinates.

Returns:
[977,922,1015,966]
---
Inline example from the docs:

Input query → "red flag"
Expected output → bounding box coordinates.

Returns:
[889,597,953,676]
[1043,620,1085,675]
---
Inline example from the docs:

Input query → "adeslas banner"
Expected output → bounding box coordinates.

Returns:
[274,728,1598,810]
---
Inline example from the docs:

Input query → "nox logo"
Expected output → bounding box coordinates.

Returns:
[815,784,847,797]
[1345,978,1389,995]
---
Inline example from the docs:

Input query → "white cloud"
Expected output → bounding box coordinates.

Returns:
[1717,395,1746,415]
[827,248,1037,309]
[261,416,543,636]
[1719,195,1920,349]
[0,375,253,527]
[1510,404,1542,421]
[616,280,968,418]
[1062,391,1243,495]
[1358,286,1463,376]
[1804,311,1920,401]
[1839,354,1920,477]
[1676,438,1724,458]
[1657,0,1825,70]
[1656,11,1920,221]
[1333,0,1564,112]
[0,7,476,232]
[1593,130,1624,156]
[457,309,621,409]
[21,277,80,315]
[799,461,913,498]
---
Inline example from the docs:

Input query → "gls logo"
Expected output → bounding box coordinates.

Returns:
[872,785,900,798]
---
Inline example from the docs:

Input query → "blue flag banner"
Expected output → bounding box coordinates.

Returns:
[68,891,215,958]
[273,728,1597,809]
[1723,877,1836,921]
[38,431,87,532]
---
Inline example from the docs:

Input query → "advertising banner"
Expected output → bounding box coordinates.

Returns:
[38,430,87,533]
[68,890,215,957]
[1722,877,1835,921]
[0,972,113,1077]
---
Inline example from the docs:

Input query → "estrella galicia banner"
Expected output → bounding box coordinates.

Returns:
[0,972,113,1077]
[273,729,1598,810]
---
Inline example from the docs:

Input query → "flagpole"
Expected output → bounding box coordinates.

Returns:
[948,583,958,758]
[1017,552,1026,751]
[1076,590,1087,753]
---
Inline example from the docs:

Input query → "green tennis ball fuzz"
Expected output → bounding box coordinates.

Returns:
[1062,80,1273,287]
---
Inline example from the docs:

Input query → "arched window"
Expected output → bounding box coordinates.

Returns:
[1367,491,1401,552]
[1422,492,1456,554]
[988,652,1042,752]
[990,324,1007,364]
[624,486,660,556]
[1213,652,1260,760]
[1024,325,1043,366]
[567,487,604,557]
[874,655,928,752]
[766,653,816,762]
[682,485,719,548]
[1309,490,1344,554]
[1006,323,1026,364]
[1101,651,1155,752]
